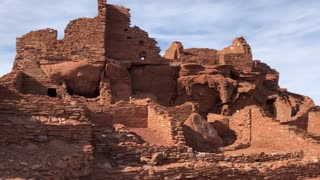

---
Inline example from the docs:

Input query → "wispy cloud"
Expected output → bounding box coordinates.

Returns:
[0,0,319,104]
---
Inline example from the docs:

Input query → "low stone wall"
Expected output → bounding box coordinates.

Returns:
[0,123,91,144]
[147,105,174,145]
[223,151,303,163]
[92,159,320,180]
[147,103,192,146]
[112,103,148,128]
[93,124,303,169]
[0,94,88,123]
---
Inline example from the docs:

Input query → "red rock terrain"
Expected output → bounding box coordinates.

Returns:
[1,0,320,179]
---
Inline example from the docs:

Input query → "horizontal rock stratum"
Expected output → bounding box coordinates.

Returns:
[0,0,320,179]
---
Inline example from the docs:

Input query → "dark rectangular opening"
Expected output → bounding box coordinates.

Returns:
[47,88,57,97]
[139,40,144,46]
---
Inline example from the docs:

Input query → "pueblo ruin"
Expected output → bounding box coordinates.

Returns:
[1,0,320,179]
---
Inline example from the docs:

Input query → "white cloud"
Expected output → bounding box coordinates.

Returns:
[0,0,319,104]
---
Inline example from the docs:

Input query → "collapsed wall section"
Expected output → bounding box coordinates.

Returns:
[164,37,253,71]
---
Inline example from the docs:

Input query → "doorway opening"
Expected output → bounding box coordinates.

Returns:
[47,88,57,97]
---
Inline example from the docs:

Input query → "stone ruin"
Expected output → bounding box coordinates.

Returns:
[1,0,320,179]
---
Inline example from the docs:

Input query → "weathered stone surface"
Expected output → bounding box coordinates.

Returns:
[164,41,184,60]
[218,37,253,71]
[308,106,320,136]
[183,113,223,149]
[41,61,103,97]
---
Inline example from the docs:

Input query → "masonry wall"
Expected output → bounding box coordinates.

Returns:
[308,107,320,136]
[105,63,132,103]
[0,122,91,144]
[147,103,192,146]
[274,95,295,123]
[62,14,106,64]
[0,71,24,94]
[105,5,161,62]
[130,65,179,106]
[13,0,107,95]
[252,60,279,91]
[181,48,220,65]
[0,112,93,179]
[0,89,93,178]
[222,53,252,70]
[112,103,148,128]
[147,105,174,145]
[93,159,320,180]
[227,107,252,150]
[14,29,57,94]
[218,37,252,71]
[164,104,193,145]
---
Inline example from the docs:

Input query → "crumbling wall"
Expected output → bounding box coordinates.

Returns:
[218,37,252,71]
[274,96,293,122]
[13,0,107,96]
[163,41,184,60]
[208,113,237,146]
[252,60,279,91]
[164,37,252,71]
[308,106,320,136]
[3,0,320,179]
[225,107,252,150]
[208,110,251,151]
[272,91,313,131]
[163,103,193,145]
[147,105,175,145]
[14,29,57,95]
[0,96,88,123]
[0,94,93,179]
[105,5,161,62]
[147,103,192,146]
[94,159,320,180]
[181,48,220,65]
[0,70,25,93]
[0,122,91,144]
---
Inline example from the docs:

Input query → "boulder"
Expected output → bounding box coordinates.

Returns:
[183,113,223,150]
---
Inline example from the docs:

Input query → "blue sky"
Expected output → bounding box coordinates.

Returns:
[0,0,319,104]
